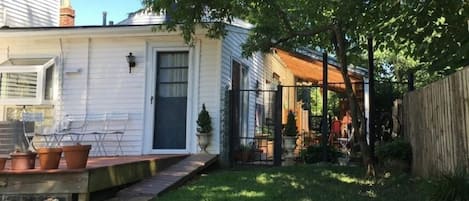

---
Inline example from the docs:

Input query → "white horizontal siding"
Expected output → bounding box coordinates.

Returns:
[1,0,59,27]
[197,38,222,154]
[0,36,147,155]
[0,28,229,156]
[220,25,266,156]
[0,7,4,26]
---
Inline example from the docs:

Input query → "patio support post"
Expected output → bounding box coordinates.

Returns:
[273,85,283,166]
[321,52,329,161]
[368,35,376,159]
[408,72,415,91]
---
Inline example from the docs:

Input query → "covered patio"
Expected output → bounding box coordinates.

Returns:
[272,48,368,149]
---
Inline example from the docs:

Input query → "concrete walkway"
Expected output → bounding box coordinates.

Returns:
[108,154,217,201]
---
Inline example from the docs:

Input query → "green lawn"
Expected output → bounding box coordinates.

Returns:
[156,164,432,201]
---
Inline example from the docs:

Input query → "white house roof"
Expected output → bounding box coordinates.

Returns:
[296,48,369,77]
[117,9,167,25]
[117,8,254,30]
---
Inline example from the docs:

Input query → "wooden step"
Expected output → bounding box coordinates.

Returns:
[113,154,218,200]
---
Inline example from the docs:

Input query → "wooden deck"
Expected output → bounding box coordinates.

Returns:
[0,155,188,201]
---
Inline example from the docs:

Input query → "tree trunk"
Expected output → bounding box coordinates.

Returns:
[332,24,375,177]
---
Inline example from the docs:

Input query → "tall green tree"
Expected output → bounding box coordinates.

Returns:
[144,0,468,175]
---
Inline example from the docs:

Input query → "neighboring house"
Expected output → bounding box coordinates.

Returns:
[0,0,60,27]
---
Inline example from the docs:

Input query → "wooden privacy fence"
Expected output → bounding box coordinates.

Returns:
[402,66,469,177]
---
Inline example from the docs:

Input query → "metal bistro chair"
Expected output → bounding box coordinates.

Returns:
[82,113,107,156]
[61,114,87,144]
[21,112,43,150]
[21,112,57,150]
[337,128,354,154]
[62,113,108,156]
[104,113,129,156]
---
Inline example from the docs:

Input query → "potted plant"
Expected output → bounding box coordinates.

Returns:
[283,111,298,165]
[62,143,92,169]
[0,156,6,170]
[36,146,63,170]
[10,121,37,170]
[196,104,212,153]
[237,143,254,162]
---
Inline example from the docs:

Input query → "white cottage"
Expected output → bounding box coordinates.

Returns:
[0,20,265,158]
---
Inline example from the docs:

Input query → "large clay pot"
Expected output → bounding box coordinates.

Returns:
[283,136,298,166]
[196,132,211,153]
[62,144,91,169]
[0,157,7,170]
[37,147,63,170]
[10,152,37,170]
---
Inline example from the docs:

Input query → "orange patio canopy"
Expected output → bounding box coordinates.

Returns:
[274,48,363,92]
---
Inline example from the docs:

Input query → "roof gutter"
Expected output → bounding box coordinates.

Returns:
[0,24,207,39]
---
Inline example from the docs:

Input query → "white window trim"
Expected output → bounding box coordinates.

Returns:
[0,57,56,105]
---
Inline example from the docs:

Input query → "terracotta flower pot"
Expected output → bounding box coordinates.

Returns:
[0,157,7,170]
[10,152,37,170]
[62,144,91,169]
[37,147,63,170]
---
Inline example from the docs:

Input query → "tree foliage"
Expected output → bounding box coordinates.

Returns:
[144,0,467,74]
[370,0,468,74]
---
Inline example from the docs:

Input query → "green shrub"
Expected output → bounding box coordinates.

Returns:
[300,145,342,163]
[196,104,212,133]
[430,170,469,201]
[375,139,412,163]
[283,111,298,136]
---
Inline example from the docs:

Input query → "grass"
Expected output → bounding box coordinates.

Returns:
[155,164,432,201]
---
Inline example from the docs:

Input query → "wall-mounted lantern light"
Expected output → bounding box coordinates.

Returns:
[126,52,136,73]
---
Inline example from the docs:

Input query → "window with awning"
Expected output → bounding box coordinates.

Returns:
[0,58,55,105]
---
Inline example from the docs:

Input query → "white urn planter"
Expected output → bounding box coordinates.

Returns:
[283,135,297,165]
[196,132,211,153]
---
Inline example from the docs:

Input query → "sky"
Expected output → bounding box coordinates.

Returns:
[73,0,143,25]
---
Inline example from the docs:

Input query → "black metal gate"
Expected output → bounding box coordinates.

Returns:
[228,81,372,166]
[229,87,282,166]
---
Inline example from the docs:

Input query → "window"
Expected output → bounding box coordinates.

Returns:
[0,58,55,105]
[232,60,250,138]
[157,52,188,98]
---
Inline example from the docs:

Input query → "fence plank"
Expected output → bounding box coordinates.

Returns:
[461,70,469,167]
[403,66,469,177]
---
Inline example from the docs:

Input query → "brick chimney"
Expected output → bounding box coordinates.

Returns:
[60,0,75,26]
